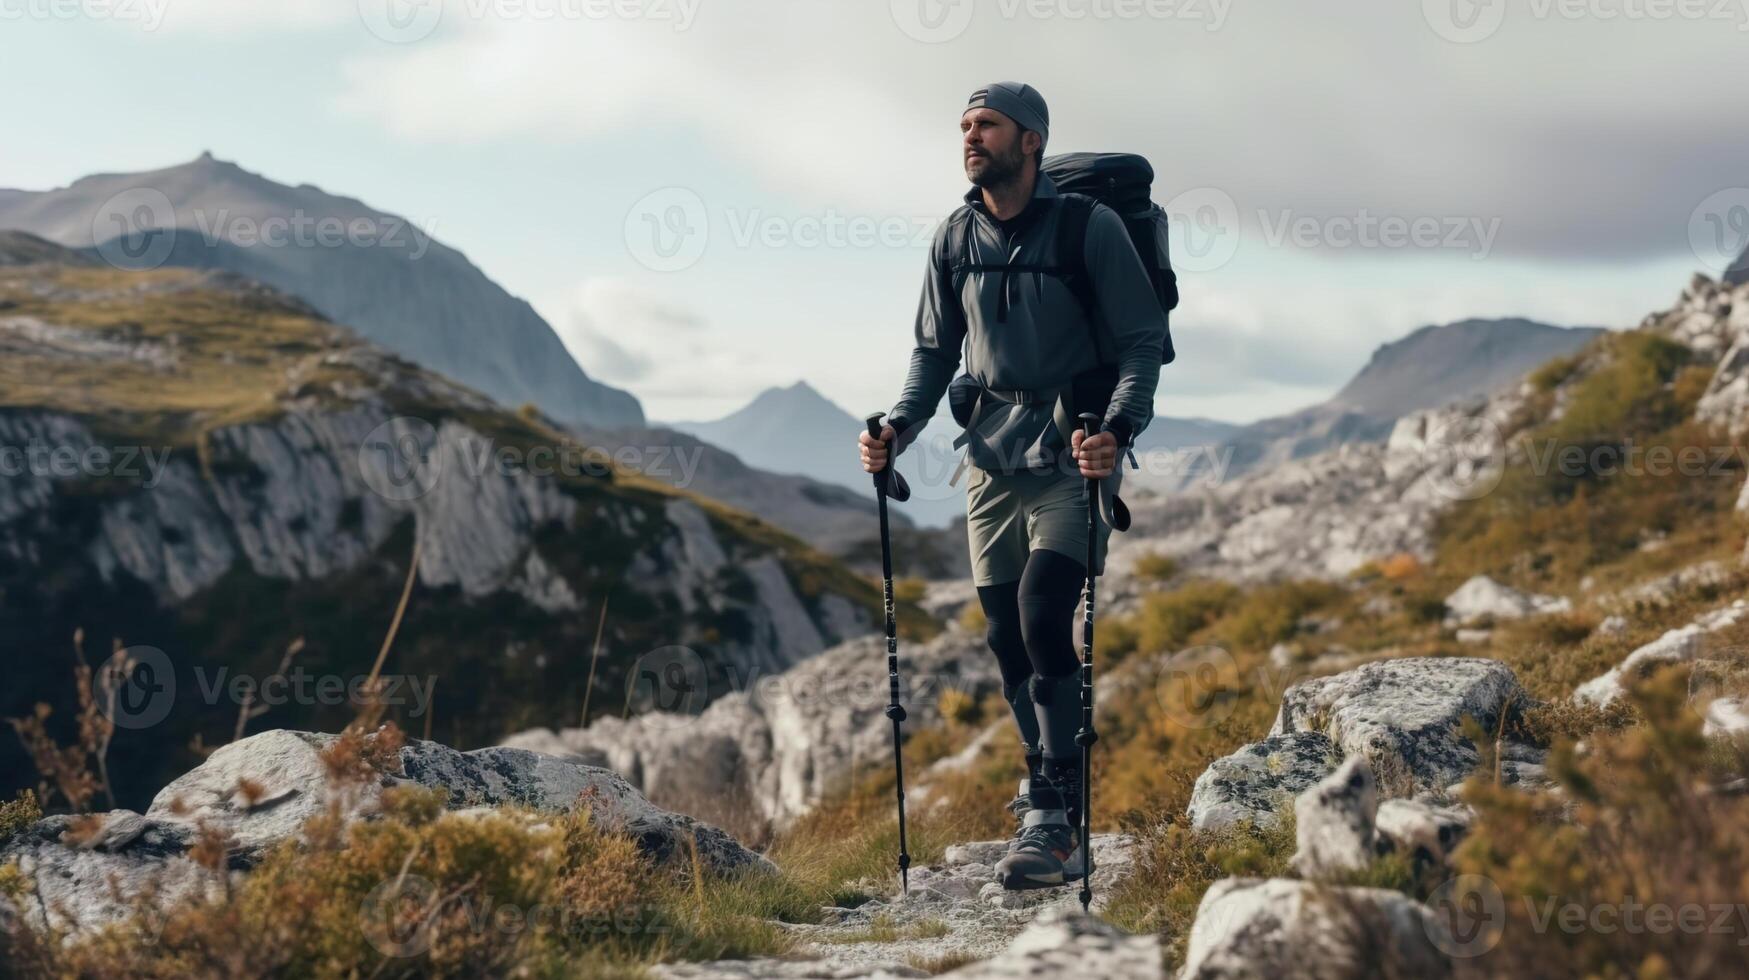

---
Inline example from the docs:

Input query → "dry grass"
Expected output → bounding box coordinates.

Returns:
[2,773,801,979]
[1454,666,1749,978]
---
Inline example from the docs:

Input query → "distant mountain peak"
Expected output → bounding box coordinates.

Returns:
[736,380,849,418]
[1332,317,1603,418]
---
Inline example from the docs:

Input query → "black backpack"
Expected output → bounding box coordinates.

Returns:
[1042,152,1178,365]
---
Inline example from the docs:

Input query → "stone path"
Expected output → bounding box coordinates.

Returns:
[657,834,1144,979]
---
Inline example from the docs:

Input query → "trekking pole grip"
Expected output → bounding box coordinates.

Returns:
[865,412,888,494]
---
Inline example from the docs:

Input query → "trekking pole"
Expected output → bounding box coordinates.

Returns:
[1076,413,1103,914]
[865,412,912,895]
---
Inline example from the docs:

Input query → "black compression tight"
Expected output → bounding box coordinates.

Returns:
[977,548,1087,680]
[977,548,1089,763]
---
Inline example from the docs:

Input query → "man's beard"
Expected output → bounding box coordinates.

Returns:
[967,143,1026,189]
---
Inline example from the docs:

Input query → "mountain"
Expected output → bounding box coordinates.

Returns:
[1130,414,1241,452]
[0,232,925,808]
[671,381,1239,530]
[1329,317,1606,419]
[0,153,642,430]
[1131,318,1604,493]
[579,421,912,558]
[1729,240,1749,285]
[671,381,864,488]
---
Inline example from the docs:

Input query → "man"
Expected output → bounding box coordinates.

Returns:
[859,81,1168,889]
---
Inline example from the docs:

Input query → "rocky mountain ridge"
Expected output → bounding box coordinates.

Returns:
[0,236,903,806]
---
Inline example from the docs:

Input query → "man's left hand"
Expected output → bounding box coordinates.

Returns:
[1072,429,1118,479]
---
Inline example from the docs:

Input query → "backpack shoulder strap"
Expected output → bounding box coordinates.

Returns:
[1053,194,1103,363]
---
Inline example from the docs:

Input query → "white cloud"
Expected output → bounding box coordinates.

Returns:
[147,0,354,33]
[329,0,1749,260]
[546,278,779,419]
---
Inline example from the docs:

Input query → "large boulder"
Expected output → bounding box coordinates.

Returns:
[1575,600,1748,705]
[1187,731,1339,831]
[3,729,767,934]
[1180,877,1452,979]
[1269,658,1527,797]
[1442,575,1570,627]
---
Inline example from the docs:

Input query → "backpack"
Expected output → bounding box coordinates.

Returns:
[1041,151,1178,364]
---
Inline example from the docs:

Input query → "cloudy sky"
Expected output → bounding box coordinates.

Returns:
[4,0,1748,423]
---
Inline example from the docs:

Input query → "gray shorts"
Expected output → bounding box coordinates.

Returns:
[965,463,1110,586]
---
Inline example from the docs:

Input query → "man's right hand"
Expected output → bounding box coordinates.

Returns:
[860,425,895,473]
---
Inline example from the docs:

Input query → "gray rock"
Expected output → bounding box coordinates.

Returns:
[1269,658,1528,797]
[6,729,769,936]
[1292,757,1379,880]
[1696,332,1749,436]
[1180,877,1452,979]
[1374,799,1472,867]
[1704,697,1749,738]
[1576,600,1748,704]
[1606,560,1733,609]
[942,906,1163,978]
[147,729,355,851]
[0,812,228,933]
[1442,575,1570,627]
[1187,731,1340,831]
[504,626,1002,830]
[393,738,769,874]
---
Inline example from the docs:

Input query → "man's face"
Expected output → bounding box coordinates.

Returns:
[961,107,1035,188]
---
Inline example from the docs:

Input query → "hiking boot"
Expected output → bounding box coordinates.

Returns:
[1003,777,1033,853]
[994,783,1092,890]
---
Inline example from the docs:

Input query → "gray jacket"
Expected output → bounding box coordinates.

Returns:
[888,171,1168,473]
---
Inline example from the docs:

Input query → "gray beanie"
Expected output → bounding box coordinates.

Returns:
[965,81,1049,146]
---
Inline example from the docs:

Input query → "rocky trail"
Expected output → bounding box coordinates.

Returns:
[660,835,1144,979]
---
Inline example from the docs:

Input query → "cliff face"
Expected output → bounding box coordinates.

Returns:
[0,237,896,807]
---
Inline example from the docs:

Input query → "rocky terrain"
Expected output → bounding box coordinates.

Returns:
[656,836,1144,979]
[0,235,901,806]
[1125,317,1602,497]
[8,232,1749,976]
[507,626,1002,830]
[1,729,767,934]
